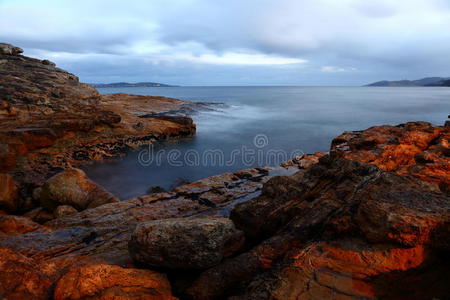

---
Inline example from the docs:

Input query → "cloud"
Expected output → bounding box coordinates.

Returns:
[321,66,357,73]
[1,0,450,85]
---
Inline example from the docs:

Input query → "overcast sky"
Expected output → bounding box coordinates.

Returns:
[1,0,450,85]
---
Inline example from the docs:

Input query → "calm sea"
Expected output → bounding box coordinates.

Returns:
[82,86,450,199]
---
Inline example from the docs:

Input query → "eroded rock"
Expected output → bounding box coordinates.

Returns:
[53,264,176,300]
[0,248,54,299]
[129,218,245,269]
[187,157,450,299]
[331,122,449,186]
[37,168,118,212]
[0,45,197,190]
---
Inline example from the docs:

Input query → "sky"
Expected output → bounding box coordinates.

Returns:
[1,0,450,86]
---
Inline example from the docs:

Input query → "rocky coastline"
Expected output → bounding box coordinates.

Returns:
[0,43,449,299]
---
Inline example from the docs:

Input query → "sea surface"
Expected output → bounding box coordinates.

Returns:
[82,86,450,199]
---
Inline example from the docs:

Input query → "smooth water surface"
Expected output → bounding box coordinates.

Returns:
[82,86,449,199]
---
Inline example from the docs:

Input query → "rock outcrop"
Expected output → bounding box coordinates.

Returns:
[331,121,449,188]
[0,43,198,213]
[129,218,244,269]
[187,159,449,299]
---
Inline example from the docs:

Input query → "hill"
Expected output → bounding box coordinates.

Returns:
[365,76,450,87]
[425,79,450,87]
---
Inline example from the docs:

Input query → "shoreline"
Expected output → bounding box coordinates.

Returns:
[0,43,449,299]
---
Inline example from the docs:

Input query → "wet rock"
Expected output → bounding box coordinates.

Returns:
[129,218,245,269]
[0,173,20,212]
[147,186,167,194]
[53,264,176,300]
[169,177,192,190]
[0,42,23,55]
[38,168,119,212]
[54,205,78,218]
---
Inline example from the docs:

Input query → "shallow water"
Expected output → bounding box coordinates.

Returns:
[82,86,450,199]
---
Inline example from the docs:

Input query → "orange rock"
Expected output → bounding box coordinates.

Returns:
[53,264,176,300]
[37,168,119,212]
[0,215,41,235]
[331,122,449,186]
[0,248,55,299]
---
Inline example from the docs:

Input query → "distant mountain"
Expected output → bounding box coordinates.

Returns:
[91,82,178,88]
[424,79,450,87]
[365,77,450,87]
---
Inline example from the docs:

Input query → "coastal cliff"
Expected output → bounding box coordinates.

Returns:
[0,43,449,300]
[0,43,196,203]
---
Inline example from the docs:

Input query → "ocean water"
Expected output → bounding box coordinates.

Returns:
[82,86,450,199]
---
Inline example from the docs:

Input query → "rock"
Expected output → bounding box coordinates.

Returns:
[41,59,55,66]
[54,205,78,218]
[331,122,449,186]
[236,240,450,300]
[0,215,41,235]
[187,158,450,299]
[23,207,54,223]
[169,177,192,190]
[129,218,245,269]
[0,122,447,300]
[0,173,20,212]
[38,168,119,212]
[53,264,176,300]
[147,186,167,194]
[0,248,54,299]
[0,42,23,55]
[0,48,197,189]
[0,166,269,269]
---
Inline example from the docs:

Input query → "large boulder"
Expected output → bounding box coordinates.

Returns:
[37,168,119,212]
[0,173,20,212]
[53,264,176,300]
[129,218,245,269]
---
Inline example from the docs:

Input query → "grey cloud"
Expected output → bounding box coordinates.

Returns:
[1,0,450,85]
